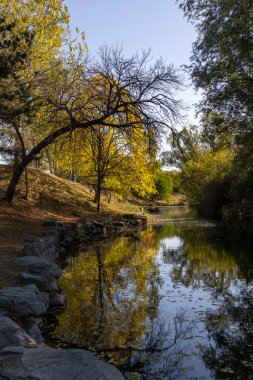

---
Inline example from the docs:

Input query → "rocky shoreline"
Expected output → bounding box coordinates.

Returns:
[0,214,147,379]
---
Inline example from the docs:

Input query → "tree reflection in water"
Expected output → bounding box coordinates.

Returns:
[52,214,253,379]
[159,223,242,292]
[203,283,253,379]
[55,237,161,365]
[122,310,193,380]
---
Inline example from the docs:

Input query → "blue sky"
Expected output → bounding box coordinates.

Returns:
[65,0,200,125]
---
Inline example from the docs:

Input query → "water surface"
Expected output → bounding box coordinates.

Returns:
[53,207,253,379]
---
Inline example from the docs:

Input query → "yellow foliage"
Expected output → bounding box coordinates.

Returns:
[181,147,235,202]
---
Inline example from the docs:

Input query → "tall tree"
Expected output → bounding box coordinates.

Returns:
[0,0,75,201]
[53,126,158,212]
[3,47,182,203]
[177,0,253,125]
[177,0,253,201]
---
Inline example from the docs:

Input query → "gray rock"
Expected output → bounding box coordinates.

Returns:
[0,284,48,317]
[92,220,104,230]
[19,273,59,295]
[43,221,62,228]
[113,221,126,228]
[59,234,72,248]
[0,347,125,380]
[16,256,62,279]
[40,292,50,305]
[0,317,36,349]
[25,323,44,343]
[22,236,58,262]
[20,272,49,290]
[83,222,98,236]
[49,293,67,307]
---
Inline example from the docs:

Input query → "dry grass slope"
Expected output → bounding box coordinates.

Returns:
[0,165,141,286]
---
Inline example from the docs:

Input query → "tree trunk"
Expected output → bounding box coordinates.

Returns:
[3,162,26,203]
[3,121,93,203]
[96,174,101,213]
[93,190,98,203]
[23,167,29,200]
[96,134,102,213]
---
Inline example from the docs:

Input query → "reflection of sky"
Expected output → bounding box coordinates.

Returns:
[159,236,182,251]
[152,225,252,379]
[155,236,215,379]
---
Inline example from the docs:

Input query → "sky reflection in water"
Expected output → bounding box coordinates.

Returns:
[53,207,253,379]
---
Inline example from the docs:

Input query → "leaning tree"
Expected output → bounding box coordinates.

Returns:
[3,47,183,203]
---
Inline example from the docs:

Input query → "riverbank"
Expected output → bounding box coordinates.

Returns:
[0,214,148,379]
[0,165,186,286]
[0,166,150,378]
[0,164,145,286]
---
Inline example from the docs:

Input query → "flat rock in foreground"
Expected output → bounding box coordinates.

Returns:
[0,346,125,380]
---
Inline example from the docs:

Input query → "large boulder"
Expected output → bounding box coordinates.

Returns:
[19,273,58,294]
[0,284,48,318]
[16,256,62,279]
[22,236,58,262]
[0,317,36,349]
[0,347,125,380]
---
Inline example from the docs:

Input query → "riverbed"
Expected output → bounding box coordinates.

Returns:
[50,207,253,379]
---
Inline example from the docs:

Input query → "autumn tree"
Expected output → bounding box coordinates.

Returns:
[0,13,34,162]
[0,0,74,199]
[50,125,158,212]
[3,46,182,203]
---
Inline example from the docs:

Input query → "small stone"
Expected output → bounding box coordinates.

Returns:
[49,293,67,307]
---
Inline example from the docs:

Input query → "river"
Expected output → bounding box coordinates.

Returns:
[50,206,253,379]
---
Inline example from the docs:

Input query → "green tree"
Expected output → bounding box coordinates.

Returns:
[0,0,73,200]
[166,125,235,206]
[155,171,174,201]
[177,0,253,125]
[177,0,253,202]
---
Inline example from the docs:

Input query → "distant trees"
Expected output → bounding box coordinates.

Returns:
[155,171,174,201]
[79,126,157,212]
[165,123,235,214]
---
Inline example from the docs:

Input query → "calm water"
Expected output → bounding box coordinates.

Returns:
[52,207,253,379]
